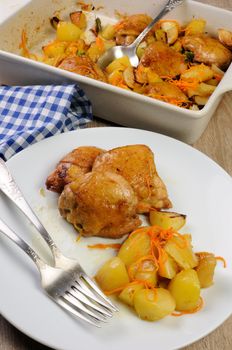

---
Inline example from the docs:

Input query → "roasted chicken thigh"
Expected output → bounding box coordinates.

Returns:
[92,144,172,213]
[46,146,104,193]
[58,171,141,238]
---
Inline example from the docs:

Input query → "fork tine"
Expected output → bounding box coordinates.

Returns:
[75,279,116,312]
[70,287,113,317]
[63,293,108,323]
[56,297,101,327]
[81,274,119,311]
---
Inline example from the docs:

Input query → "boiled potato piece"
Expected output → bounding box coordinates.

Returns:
[158,253,178,279]
[101,24,116,40]
[118,230,151,267]
[106,56,131,74]
[185,19,206,36]
[129,259,158,286]
[218,28,232,48]
[168,269,201,311]
[57,22,82,41]
[161,21,179,44]
[119,283,144,306]
[134,288,176,321]
[181,64,214,82]
[42,41,67,57]
[195,253,217,288]
[194,95,209,106]
[155,29,166,43]
[136,42,147,59]
[95,257,129,293]
[87,43,104,62]
[187,82,216,98]
[165,235,198,269]
[149,210,186,230]
[70,11,87,30]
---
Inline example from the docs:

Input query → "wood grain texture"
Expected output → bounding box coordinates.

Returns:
[0,0,231,349]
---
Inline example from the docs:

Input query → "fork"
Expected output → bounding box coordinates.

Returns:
[0,217,114,327]
[0,158,118,325]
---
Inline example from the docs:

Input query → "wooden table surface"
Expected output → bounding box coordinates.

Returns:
[0,0,232,349]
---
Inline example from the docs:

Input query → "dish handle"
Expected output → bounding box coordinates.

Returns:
[214,64,232,97]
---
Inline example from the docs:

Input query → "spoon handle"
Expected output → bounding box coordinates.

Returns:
[131,0,184,48]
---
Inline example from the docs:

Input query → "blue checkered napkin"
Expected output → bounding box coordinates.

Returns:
[0,84,92,160]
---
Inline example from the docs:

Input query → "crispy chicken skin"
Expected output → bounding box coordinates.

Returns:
[58,55,107,82]
[58,171,141,238]
[137,41,187,79]
[46,146,104,193]
[182,35,232,69]
[92,145,172,213]
[114,14,155,45]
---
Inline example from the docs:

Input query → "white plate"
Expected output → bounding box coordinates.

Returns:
[0,127,232,350]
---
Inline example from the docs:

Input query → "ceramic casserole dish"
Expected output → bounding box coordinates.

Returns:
[0,0,232,144]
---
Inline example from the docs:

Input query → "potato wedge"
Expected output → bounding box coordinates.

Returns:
[194,95,209,106]
[158,253,178,279]
[149,210,186,230]
[185,19,206,36]
[42,41,67,57]
[119,283,144,306]
[128,259,158,286]
[101,24,116,40]
[95,256,129,293]
[218,28,232,48]
[118,230,151,267]
[70,11,87,30]
[165,235,198,269]
[195,253,217,288]
[134,288,176,321]
[181,64,214,82]
[168,269,201,311]
[106,56,131,74]
[57,22,82,41]
[187,82,216,98]
[161,21,179,44]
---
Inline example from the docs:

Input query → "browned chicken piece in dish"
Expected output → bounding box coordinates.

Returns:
[58,55,107,82]
[58,171,141,238]
[92,145,172,213]
[143,81,189,107]
[182,35,232,69]
[114,14,155,45]
[136,41,187,81]
[46,146,104,193]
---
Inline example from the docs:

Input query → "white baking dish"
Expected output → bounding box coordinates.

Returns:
[0,0,232,144]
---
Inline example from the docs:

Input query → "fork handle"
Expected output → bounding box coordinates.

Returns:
[0,158,60,260]
[0,217,45,270]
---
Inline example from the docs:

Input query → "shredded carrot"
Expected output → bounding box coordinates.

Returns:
[147,93,188,107]
[19,30,38,60]
[88,243,121,250]
[171,297,204,316]
[96,37,104,51]
[215,256,227,268]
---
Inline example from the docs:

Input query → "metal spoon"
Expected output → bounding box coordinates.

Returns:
[98,0,185,69]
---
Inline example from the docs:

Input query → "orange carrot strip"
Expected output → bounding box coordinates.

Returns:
[88,243,121,250]
[215,256,227,268]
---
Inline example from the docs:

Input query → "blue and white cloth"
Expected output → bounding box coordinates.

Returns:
[0,84,92,160]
